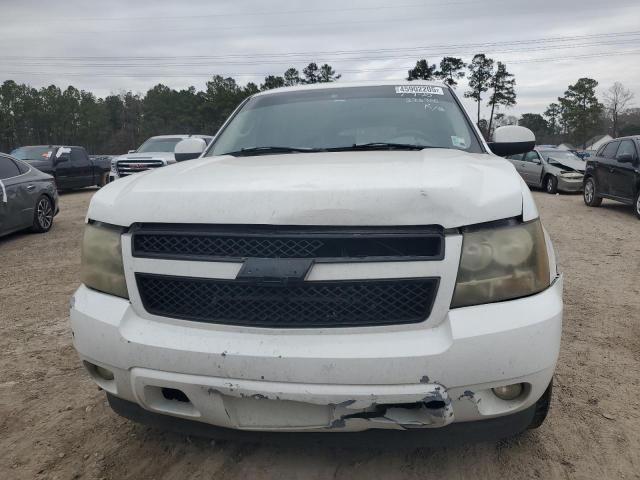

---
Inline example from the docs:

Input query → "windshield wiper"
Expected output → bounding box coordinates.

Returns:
[224,146,325,157]
[327,142,433,152]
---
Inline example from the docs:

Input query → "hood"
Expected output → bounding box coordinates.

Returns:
[546,155,585,173]
[89,149,526,229]
[116,151,176,162]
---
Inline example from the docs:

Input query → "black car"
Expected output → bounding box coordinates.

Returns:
[10,145,111,190]
[0,153,59,237]
[583,135,640,218]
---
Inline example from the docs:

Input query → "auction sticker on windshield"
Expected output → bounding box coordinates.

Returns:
[395,85,444,96]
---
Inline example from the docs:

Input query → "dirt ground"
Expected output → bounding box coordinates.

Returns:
[1,188,639,480]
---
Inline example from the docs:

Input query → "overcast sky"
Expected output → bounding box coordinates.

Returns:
[2,0,639,120]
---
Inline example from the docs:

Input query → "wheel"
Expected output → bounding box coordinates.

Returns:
[544,175,558,194]
[528,379,553,429]
[635,190,640,219]
[30,195,54,233]
[98,172,110,187]
[583,177,602,207]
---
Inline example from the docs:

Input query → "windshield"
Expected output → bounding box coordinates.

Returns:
[207,85,482,156]
[10,146,54,162]
[136,137,184,153]
[539,150,583,165]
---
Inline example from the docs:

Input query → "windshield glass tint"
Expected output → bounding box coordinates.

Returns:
[539,150,582,163]
[137,138,183,153]
[208,85,482,156]
[10,146,53,162]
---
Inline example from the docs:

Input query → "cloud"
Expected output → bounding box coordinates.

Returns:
[1,0,638,119]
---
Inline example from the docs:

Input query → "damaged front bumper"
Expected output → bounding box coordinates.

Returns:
[557,174,584,192]
[70,276,562,434]
[115,368,454,431]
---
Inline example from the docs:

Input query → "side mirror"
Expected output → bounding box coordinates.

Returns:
[128,149,136,154]
[488,126,536,156]
[616,153,634,163]
[175,138,206,162]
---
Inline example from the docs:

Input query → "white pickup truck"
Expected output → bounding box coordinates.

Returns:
[110,134,213,181]
[71,81,562,445]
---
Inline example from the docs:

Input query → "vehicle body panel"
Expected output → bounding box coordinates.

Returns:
[584,136,640,207]
[92,149,527,229]
[71,81,559,435]
[507,148,585,192]
[11,145,109,190]
[111,135,213,180]
[0,154,59,237]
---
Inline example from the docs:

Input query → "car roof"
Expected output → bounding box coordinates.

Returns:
[147,134,212,139]
[252,80,450,97]
[15,145,83,148]
[611,135,640,141]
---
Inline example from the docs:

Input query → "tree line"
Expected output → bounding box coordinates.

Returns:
[0,62,340,154]
[518,80,636,149]
[1,54,636,154]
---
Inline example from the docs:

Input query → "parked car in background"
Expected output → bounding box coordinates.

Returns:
[575,150,595,160]
[583,135,640,218]
[72,82,562,443]
[110,135,213,181]
[10,145,110,190]
[506,147,585,193]
[0,153,58,237]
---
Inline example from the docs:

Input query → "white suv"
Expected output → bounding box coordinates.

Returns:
[71,82,562,444]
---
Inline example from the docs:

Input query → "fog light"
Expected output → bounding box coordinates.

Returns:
[492,383,523,400]
[95,365,114,381]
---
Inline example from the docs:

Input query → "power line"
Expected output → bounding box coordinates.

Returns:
[1,5,630,36]
[35,0,495,22]
[2,30,639,63]
[4,38,639,69]
[3,49,639,79]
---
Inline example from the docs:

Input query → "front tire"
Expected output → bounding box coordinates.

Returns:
[30,195,54,233]
[528,379,553,429]
[98,172,109,187]
[544,175,558,194]
[634,191,640,219]
[583,177,602,207]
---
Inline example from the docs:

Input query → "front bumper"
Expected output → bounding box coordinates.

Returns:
[70,276,562,433]
[557,175,584,192]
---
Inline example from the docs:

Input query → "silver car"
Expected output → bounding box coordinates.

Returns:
[506,148,585,193]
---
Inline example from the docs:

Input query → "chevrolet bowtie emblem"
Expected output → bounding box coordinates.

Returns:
[236,258,313,284]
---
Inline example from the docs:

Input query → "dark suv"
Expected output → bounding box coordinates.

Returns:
[583,135,640,218]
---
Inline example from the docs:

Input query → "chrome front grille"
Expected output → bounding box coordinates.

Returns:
[117,159,165,177]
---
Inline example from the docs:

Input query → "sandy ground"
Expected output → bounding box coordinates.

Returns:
[1,188,639,480]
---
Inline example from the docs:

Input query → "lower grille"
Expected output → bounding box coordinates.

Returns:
[117,160,164,177]
[136,274,438,328]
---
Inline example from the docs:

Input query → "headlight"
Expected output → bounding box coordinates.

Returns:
[80,222,129,298]
[451,219,550,308]
[110,161,117,173]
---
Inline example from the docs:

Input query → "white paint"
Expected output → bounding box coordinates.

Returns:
[175,137,206,156]
[89,148,529,228]
[70,81,561,433]
[493,125,535,144]
[70,276,562,431]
